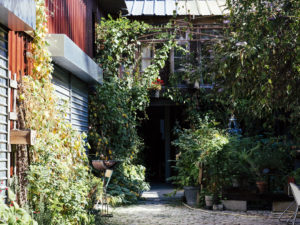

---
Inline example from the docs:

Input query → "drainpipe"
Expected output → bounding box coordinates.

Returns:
[164,106,171,182]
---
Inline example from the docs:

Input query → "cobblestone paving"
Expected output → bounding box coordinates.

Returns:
[105,185,283,225]
[106,202,281,225]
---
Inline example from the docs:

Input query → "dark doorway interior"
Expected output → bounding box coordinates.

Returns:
[139,104,184,183]
[140,106,165,182]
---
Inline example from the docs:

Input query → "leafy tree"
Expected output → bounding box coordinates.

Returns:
[213,0,300,138]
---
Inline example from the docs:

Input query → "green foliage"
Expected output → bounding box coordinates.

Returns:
[95,16,150,78]
[0,190,37,225]
[231,136,293,182]
[90,16,175,204]
[170,116,293,196]
[214,0,300,138]
[107,163,149,205]
[23,77,93,225]
[89,81,143,160]
[20,1,98,223]
[170,116,230,195]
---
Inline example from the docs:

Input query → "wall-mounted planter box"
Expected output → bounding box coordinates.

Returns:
[10,130,36,145]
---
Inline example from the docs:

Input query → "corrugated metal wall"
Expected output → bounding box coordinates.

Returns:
[8,32,32,81]
[71,76,89,132]
[46,0,90,57]
[7,31,32,181]
[45,0,103,58]
[53,66,89,133]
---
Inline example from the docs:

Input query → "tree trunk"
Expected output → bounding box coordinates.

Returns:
[15,80,29,207]
[15,145,29,206]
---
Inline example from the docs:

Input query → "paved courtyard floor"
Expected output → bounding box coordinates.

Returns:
[104,184,286,225]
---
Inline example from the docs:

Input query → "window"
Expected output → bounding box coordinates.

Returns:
[171,32,190,73]
[140,45,154,72]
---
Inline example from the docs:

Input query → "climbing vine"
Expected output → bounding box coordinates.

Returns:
[89,17,176,204]
[15,0,97,224]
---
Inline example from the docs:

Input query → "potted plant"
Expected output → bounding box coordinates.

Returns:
[150,78,164,98]
[237,136,291,194]
[169,117,231,207]
[168,145,200,206]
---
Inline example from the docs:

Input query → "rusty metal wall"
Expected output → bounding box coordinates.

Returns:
[8,31,32,117]
[8,31,32,81]
[46,0,96,57]
[8,31,32,178]
[46,0,104,58]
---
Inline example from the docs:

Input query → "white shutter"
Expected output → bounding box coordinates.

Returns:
[52,66,71,121]
[0,26,9,200]
[52,65,89,133]
[71,76,89,132]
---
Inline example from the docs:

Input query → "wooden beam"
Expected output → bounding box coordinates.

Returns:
[10,130,36,145]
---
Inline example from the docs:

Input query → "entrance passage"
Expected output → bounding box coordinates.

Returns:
[139,104,183,183]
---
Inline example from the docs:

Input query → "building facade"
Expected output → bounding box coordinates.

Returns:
[0,0,127,200]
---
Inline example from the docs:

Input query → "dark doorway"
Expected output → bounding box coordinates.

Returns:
[139,104,184,183]
[140,106,165,182]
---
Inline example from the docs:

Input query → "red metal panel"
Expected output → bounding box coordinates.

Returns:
[8,31,32,177]
[45,0,92,57]
[8,31,32,81]
[8,31,32,131]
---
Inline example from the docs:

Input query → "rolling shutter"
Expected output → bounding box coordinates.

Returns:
[52,67,71,121]
[71,76,89,132]
[0,26,9,200]
[52,66,89,133]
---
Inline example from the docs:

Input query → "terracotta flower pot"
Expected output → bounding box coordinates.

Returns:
[92,160,118,171]
[256,181,268,194]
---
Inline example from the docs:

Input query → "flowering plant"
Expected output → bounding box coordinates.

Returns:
[0,189,38,225]
[151,78,164,90]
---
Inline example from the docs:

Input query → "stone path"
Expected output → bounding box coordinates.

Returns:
[104,184,285,225]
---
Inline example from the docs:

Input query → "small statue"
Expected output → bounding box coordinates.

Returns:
[228,114,242,135]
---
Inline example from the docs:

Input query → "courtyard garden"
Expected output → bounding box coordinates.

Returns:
[0,0,299,224]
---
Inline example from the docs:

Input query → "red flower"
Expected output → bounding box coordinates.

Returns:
[152,78,164,86]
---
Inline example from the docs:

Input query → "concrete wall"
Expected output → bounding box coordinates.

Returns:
[0,0,36,31]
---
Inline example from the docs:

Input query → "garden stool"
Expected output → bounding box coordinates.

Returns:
[99,169,113,217]
[279,183,300,225]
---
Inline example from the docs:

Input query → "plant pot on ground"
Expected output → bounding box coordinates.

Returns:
[237,136,292,194]
[184,186,199,206]
[256,180,268,194]
[205,195,213,207]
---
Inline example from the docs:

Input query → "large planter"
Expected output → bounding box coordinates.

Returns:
[256,181,268,194]
[184,186,199,206]
[154,90,160,98]
[205,195,213,207]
